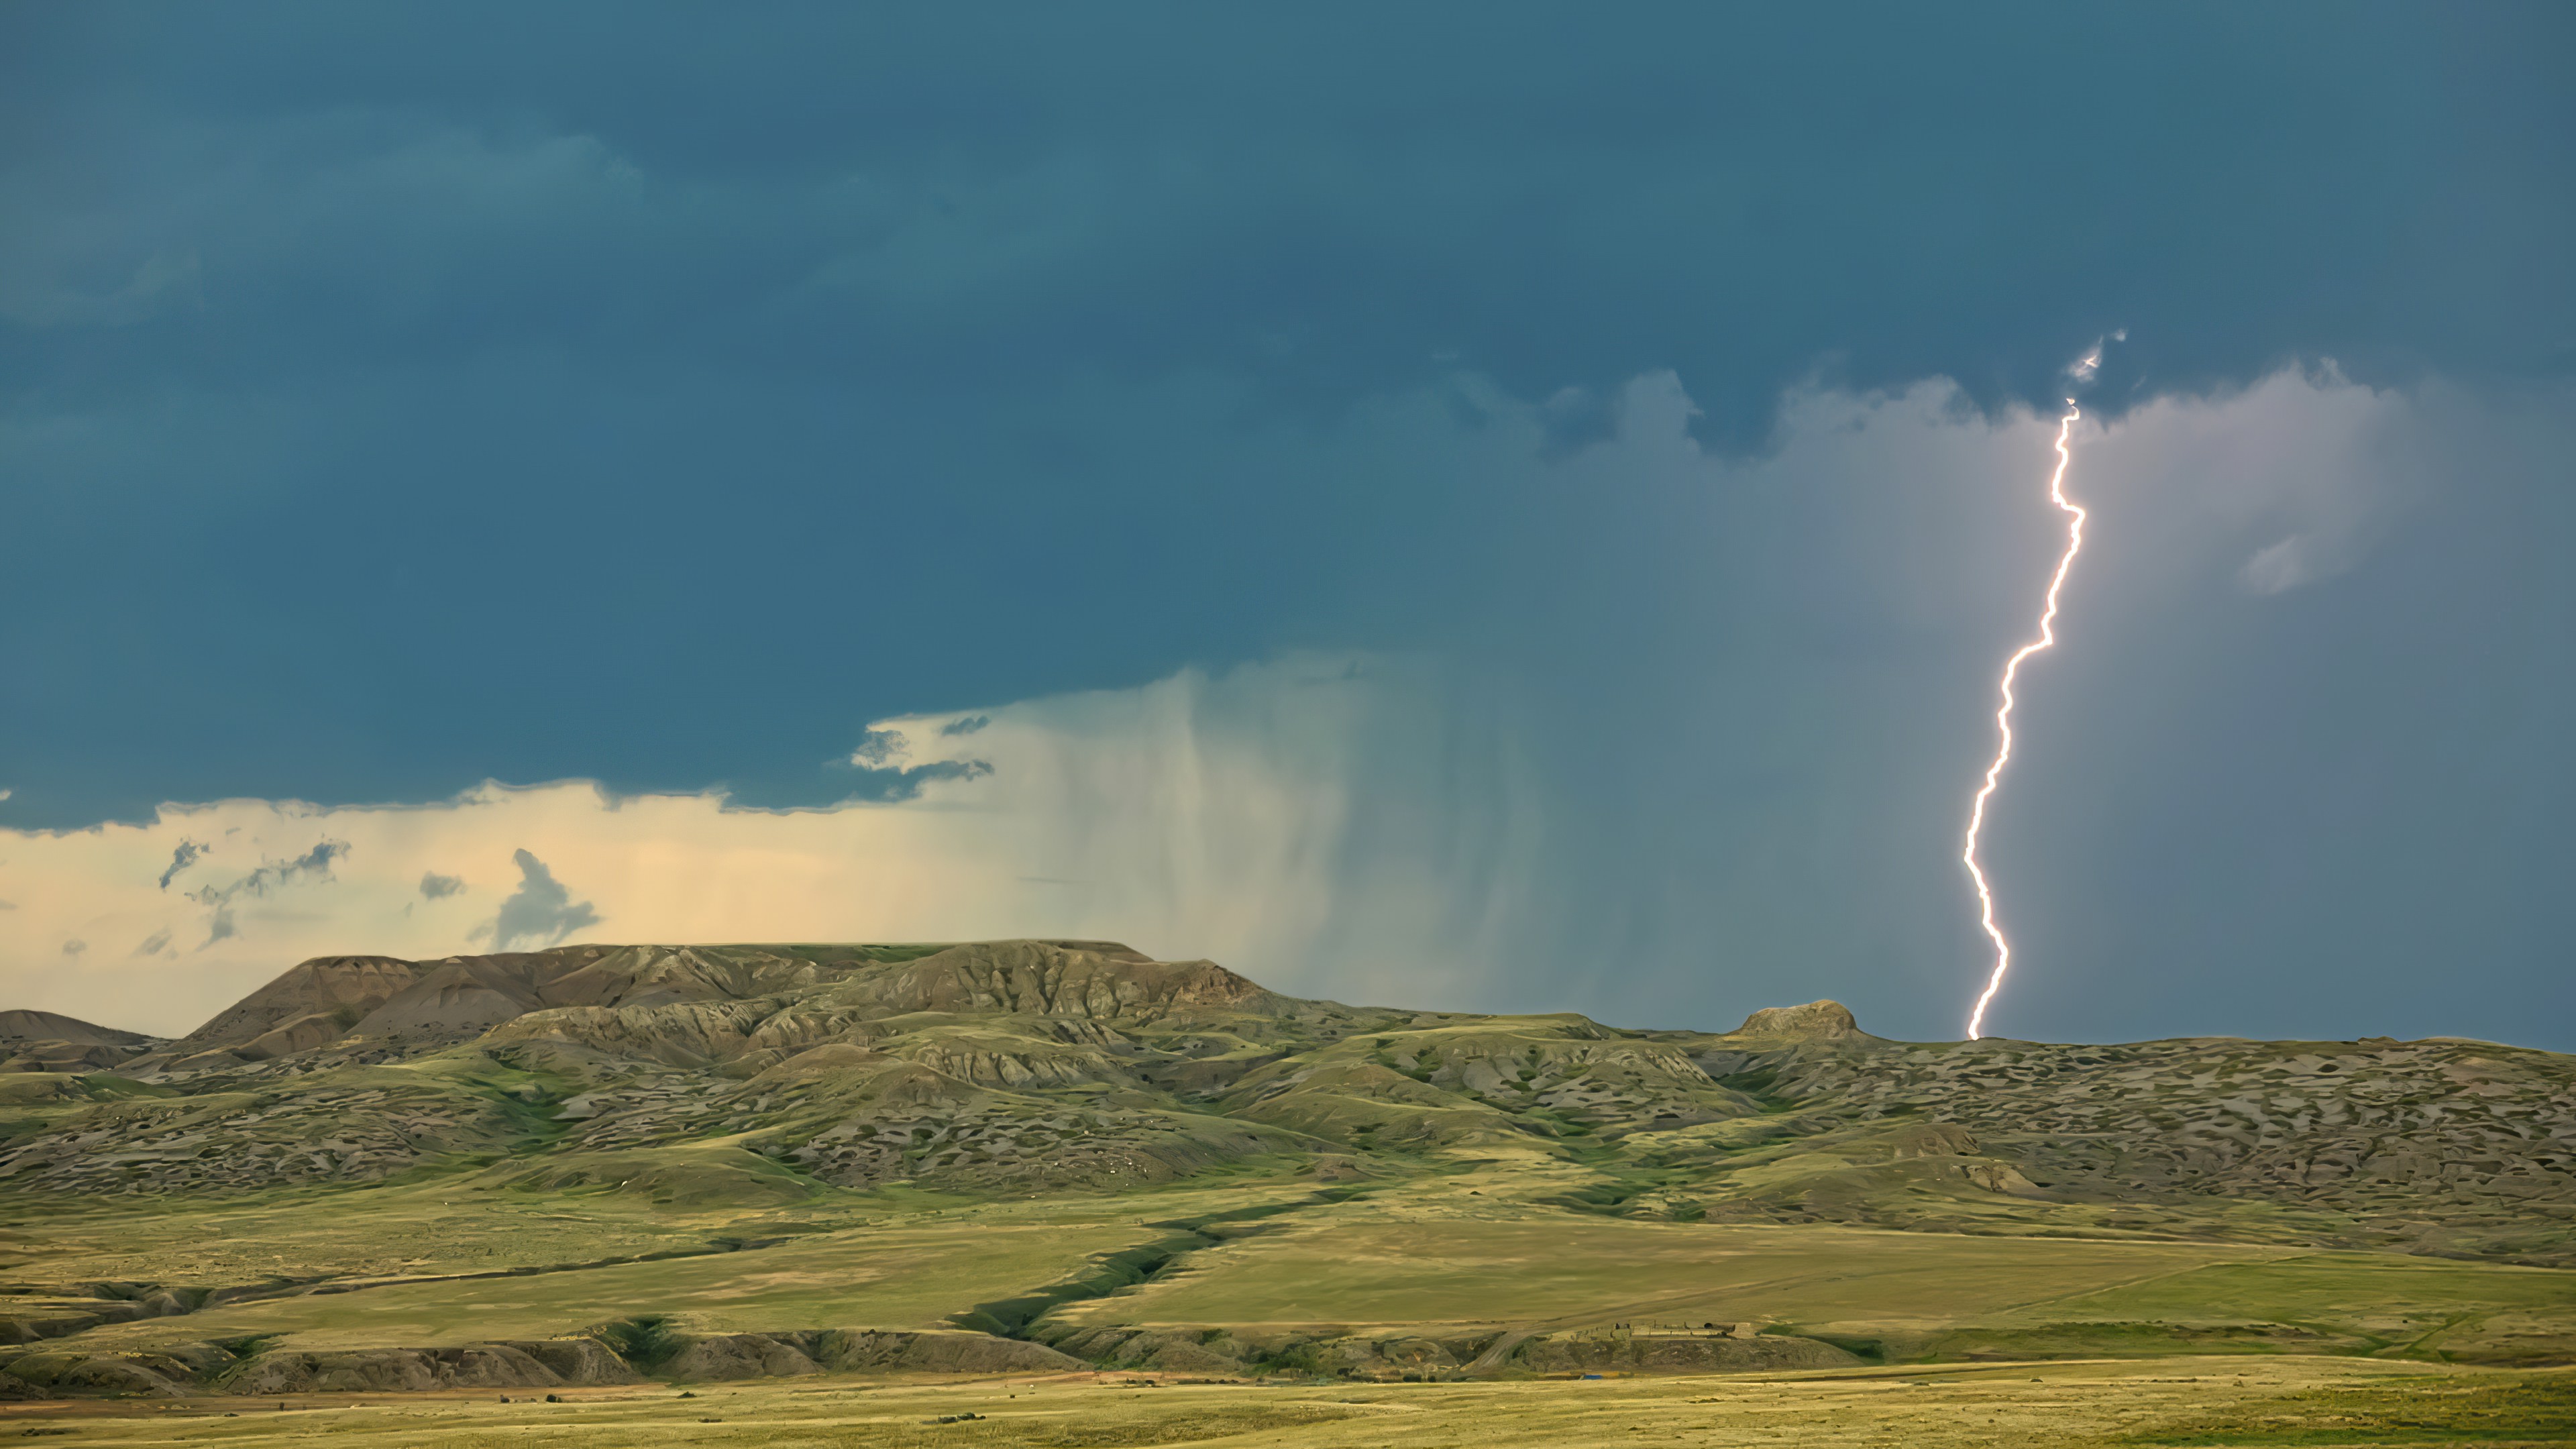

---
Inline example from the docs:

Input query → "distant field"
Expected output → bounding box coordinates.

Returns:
[1057,1189,2576,1367]
[0,1181,826,1287]
[1068,1206,2286,1331]
[0,1159,1319,1289]
[1993,1251,2576,1364]
[2011,1252,2576,1327]
[9,1356,2572,1449]
[83,1220,1160,1350]
[22,1170,1335,1352]
[32,1158,2576,1370]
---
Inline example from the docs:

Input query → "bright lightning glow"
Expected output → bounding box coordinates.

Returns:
[1962,400,2088,1040]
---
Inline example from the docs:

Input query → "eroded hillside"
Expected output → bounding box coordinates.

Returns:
[0,941,2568,1270]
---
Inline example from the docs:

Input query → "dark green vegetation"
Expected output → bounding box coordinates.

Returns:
[0,941,2566,1409]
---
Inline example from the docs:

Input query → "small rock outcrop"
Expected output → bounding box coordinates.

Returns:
[1732,1000,1861,1039]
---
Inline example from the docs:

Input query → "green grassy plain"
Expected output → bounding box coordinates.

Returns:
[1044,1157,2576,1365]
[0,1177,828,1287]
[76,1220,1155,1350]
[1081,1208,2283,1332]
[18,1148,2563,1380]
[5,1358,2571,1448]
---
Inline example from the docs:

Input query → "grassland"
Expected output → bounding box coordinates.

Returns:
[5,1356,2571,1448]
[1077,1203,2284,1330]
[0,939,2567,1438]
[74,1220,1154,1350]
[15,1147,2569,1377]
[1049,1155,2576,1367]
[1,1167,1307,1351]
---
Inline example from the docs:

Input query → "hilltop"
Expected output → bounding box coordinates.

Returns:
[0,940,2567,1399]
[0,1010,156,1075]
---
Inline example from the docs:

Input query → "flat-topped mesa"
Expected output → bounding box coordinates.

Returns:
[109,938,1291,1074]
[1731,1000,1862,1040]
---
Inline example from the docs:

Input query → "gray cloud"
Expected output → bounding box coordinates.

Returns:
[180,839,349,950]
[1,250,201,329]
[134,928,172,957]
[481,849,600,951]
[1537,385,1617,459]
[61,940,85,957]
[419,871,466,900]
[158,839,207,890]
[833,758,994,804]
[939,715,990,737]
[186,839,348,910]
[850,729,907,767]
[2240,534,2323,596]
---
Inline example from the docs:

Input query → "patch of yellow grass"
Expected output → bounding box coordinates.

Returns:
[10,1356,2567,1448]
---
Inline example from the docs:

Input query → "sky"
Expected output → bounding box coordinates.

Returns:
[4,3,2571,1046]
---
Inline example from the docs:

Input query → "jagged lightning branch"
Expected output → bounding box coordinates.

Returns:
[1962,398,2087,1040]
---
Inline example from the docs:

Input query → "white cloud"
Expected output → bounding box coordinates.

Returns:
[0,653,1532,1034]
[2078,363,2417,597]
[2240,533,2320,595]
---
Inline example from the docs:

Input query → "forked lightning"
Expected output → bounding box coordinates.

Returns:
[1962,398,2088,1040]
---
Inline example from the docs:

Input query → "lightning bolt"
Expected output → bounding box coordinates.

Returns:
[1962,398,2087,1040]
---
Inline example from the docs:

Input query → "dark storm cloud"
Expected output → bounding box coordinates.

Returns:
[939,716,989,738]
[3,3,2566,830]
[481,849,600,951]
[418,871,464,900]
